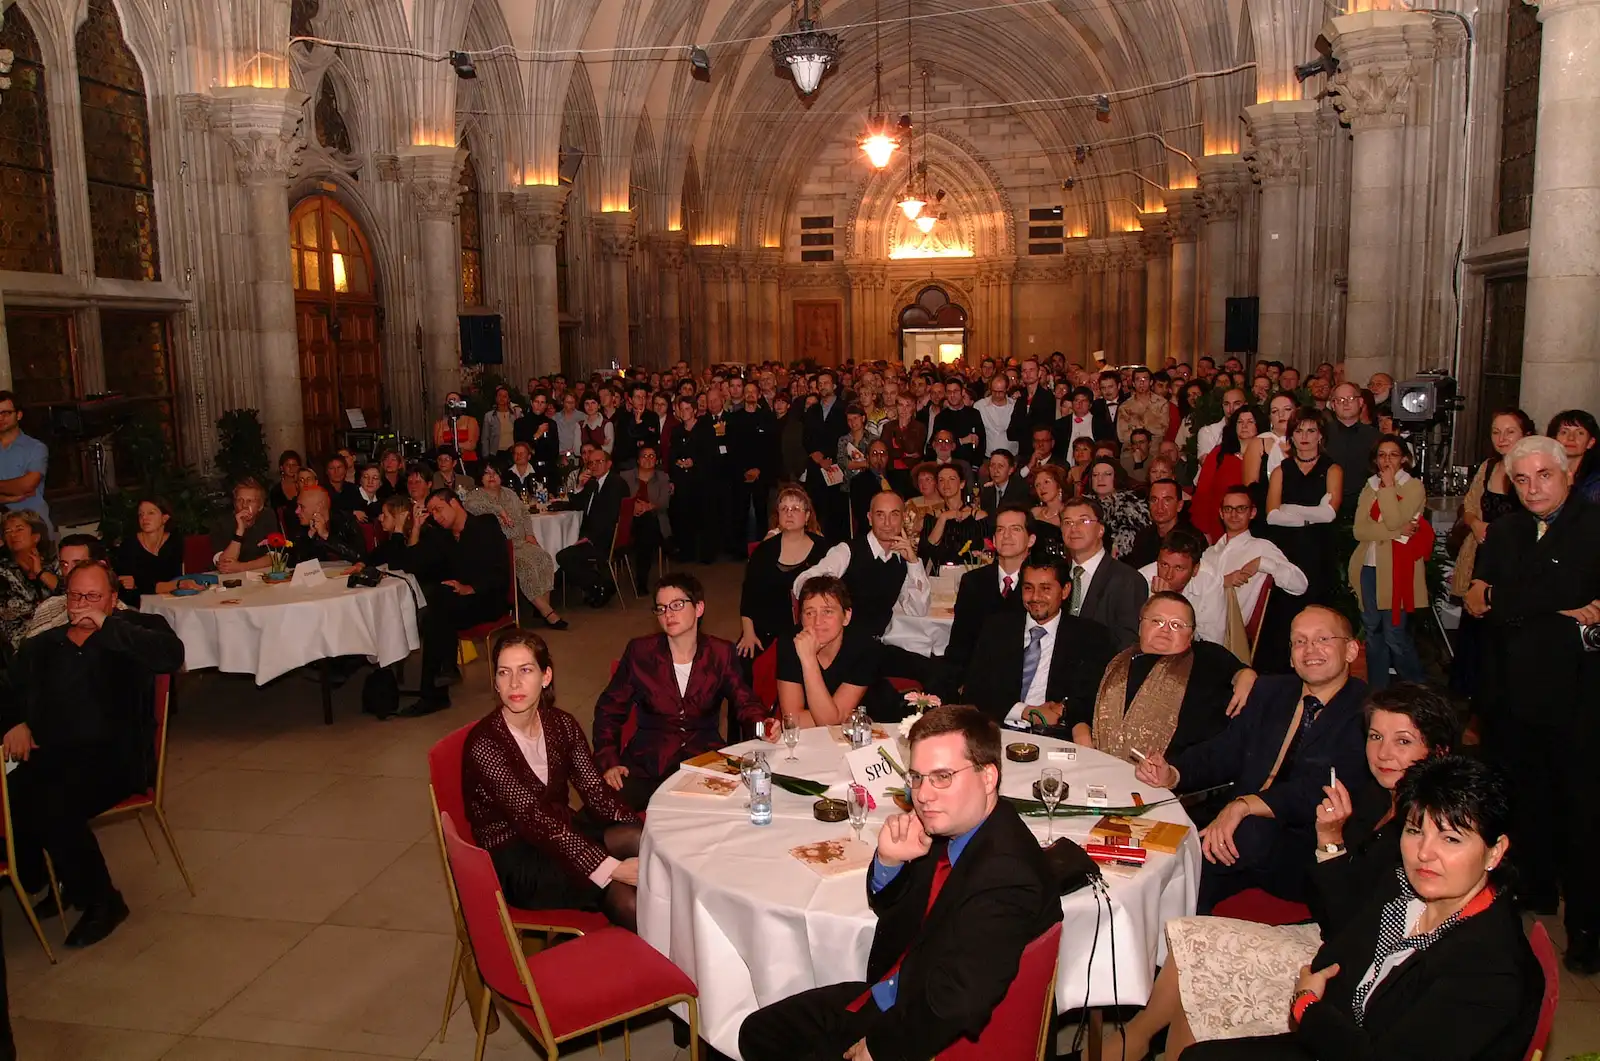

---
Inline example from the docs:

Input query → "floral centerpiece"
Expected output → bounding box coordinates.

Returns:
[898,691,941,739]
[959,536,995,570]
[264,533,292,578]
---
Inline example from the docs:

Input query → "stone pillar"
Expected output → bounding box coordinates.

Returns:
[1196,155,1249,356]
[511,185,568,376]
[1085,245,1107,357]
[1140,220,1171,367]
[1244,101,1318,363]
[1064,245,1089,364]
[1520,0,1600,422]
[758,252,783,360]
[1166,190,1202,365]
[647,232,686,367]
[593,213,636,366]
[697,248,728,364]
[1326,10,1437,386]
[213,86,310,458]
[1121,241,1146,366]
[399,146,468,407]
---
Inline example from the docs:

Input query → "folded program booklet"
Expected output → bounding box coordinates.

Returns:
[680,750,742,777]
[1088,816,1190,855]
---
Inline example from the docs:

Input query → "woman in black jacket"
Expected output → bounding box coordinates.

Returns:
[1185,755,1540,1061]
[738,486,829,666]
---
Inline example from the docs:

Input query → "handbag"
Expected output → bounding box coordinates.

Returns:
[1041,837,1103,897]
[361,665,400,720]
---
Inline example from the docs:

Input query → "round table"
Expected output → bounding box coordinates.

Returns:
[638,729,1200,1058]
[881,613,954,657]
[140,571,421,685]
[527,509,582,556]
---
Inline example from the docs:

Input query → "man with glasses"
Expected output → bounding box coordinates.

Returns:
[739,704,1061,1061]
[408,489,512,713]
[0,391,52,537]
[1060,496,1148,651]
[556,446,628,606]
[1201,486,1308,664]
[1072,591,1255,761]
[591,574,770,810]
[3,562,184,946]
[1326,381,1380,520]
[1135,604,1369,912]
[25,535,123,638]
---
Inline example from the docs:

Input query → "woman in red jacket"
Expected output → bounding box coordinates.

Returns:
[1191,406,1259,542]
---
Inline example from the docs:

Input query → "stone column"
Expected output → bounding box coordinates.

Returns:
[593,213,637,366]
[696,248,728,364]
[1166,190,1201,365]
[1121,240,1146,366]
[511,185,568,376]
[1140,219,1171,367]
[213,86,310,458]
[1326,10,1436,386]
[1196,155,1249,356]
[1244,101,1318,363]
[399,146,468,407]
[647,232,687,367]
[1520,0,1600,422]
[758,252,783,360]
[1064,245,1090,364]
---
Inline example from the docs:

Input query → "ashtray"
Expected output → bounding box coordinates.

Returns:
[813,798,848,823]
[222,579,242,589]
[1032,779,1070,801]
[1006,742,1040,763]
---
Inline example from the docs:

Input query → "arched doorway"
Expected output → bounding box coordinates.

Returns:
[898,285,968,368]
[289,195,385,460]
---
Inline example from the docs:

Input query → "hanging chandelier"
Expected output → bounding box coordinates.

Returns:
[770,0,840,95]
[894,12,923,218]
[899,191,926,221]
[859,0,899,169]
[914,213,937,234]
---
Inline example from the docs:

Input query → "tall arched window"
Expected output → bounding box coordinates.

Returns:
[0,5,61,273]
[76,0,159,280]
[459,153,484,306]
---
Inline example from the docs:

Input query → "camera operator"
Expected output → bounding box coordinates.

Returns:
[1465,433,1600,974]
[431,392,480,476]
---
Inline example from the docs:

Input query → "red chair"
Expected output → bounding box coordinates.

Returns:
[1245,574,1275,661]
[1522,922,1559,1061]
[608,503,637,607]
[181,534,214,575]
[746,541,759,558]
[456,539,519,684]
[93,674,194,894]
[427,727,610,1043]
[359,521,381,555]
[934,921,1062,1060]
[441,812,700,1060]
[752,643,778,711]
[1211,887,1312,927]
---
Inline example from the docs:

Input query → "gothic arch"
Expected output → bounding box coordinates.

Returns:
[842,126,1016,261]
[886,276,978,335]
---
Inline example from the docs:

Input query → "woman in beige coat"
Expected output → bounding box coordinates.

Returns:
[1348,435,1430,689]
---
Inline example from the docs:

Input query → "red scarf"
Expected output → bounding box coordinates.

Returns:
[1374,495,1435,622]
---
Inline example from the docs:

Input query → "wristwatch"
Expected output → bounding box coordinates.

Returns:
[1321,841,1345,854]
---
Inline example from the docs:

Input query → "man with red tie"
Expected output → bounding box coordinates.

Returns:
[739,705,1061,1061]
[943,504,1034,677]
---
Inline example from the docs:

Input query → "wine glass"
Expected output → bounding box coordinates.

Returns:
[846,783,870,845]
[782,714,800,762]
[1039,767,1064,844]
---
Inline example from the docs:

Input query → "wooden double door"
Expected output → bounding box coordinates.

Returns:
[290,195,384,460]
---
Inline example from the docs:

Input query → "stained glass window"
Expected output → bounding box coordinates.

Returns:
[459,153,484,306]
[314,75,353,156]
[290,195,374,297]
[1497,1,1541,234]
[77,0,160,280]
[0,7,61,273]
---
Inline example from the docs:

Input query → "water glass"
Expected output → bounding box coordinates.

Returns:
[782,714,800,762]
[846,783,870,844]
[1039,767,1064,843]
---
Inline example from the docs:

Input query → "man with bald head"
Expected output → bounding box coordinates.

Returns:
[3,562,185,947]
[290,485,363,565]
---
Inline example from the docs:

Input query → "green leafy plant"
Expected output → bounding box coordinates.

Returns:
[214,408,271,487]
[99,415,225,542]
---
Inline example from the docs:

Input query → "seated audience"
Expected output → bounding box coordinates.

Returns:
[112,498,190,607]
[739,705,1061,1061]
[778,576,893,725]
[1203,485,1309,668]
[349,464,385,522]
[1121,426,1153,484]
[1182,756,1539,1061]
[431,446,475,496]
[1138,529,1228,647]
[1136,605,1370,912]
[1348,435,1429,689]
[212,477,283,573]
[593,574,770,809]
[944,504,1034,675]
[268,449,301,513]
[463,463,565,629]
[739,486,830,662]
[925,429,976,490]
[555,446,629,608]
[3,562,184,946]
[618,443,671,594]
[1109,683,1460,1058]
[376,448,405,497]
[1027,463,1069,553]
[287,486,364,566]
[462,630,643,931]
[409,489,513,713]
[918,465,988,568]
[961,555,1115,735]
[324,454,358,512]
[792,490,929,641]
[848,440,895,536]
[26,535,121,637]
[1019,423,1063,480]
[1074,592,1255,761]
[361,495,431,573]
[0,511,59,652]
[1086,456,1151,560]
[977,448,1027,514]
[1060,496,1149,650]
[1125,477,1198,569]
[504,441,542,497]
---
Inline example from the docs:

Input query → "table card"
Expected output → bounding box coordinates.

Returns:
[844,739,902,805]
[789,837,874,878]
[290,559,324,587]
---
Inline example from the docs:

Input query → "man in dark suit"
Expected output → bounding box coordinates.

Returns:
[1466,433,1600,972]
[1123,477,1198,569]
[728,380,778,549]
[977,450,1026,515]
[1136,604,1370,912]
[849,440,895,539]
[803,369,850,540]
[962,555,1116,735]
[1005,357,1054,451]
[555,447,628,606]
[1090,370,1123,442]
[1061,496,1148,649]
[739,705,1061,1061]
[944,504,1033,676]
[512,391,561,485]
[412,489,514,712]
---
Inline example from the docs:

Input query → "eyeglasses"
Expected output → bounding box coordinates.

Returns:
[1219,504,1252,515]
[1291,635,1351,652]
[652,598,694,615]
[906,764,976,789]
[1141,616,1192,632]
[67,591,106,604]
[1333,395,1361,405]
[1062,516,1099,528]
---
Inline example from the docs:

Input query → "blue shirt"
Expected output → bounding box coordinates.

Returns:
[864,818,985,1011]
[0,432,51,536]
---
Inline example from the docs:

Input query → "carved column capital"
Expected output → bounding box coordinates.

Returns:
[210,86,310,186]
[1138,219,1171,259]
[398,145,468,222]
[1243,101,1321,185]
[1063,243,1091,275]
[1324,10,1443,132]
[1196,155,1250,218]
[1165,190,1202,242]
[508,184,570,246]
[593,212,638,260]
[647,230,689,270]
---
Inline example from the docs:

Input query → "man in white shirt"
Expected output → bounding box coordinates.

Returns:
[1202,485,1308,625]
[1138,531,1228,645]
[1195,388,1248,463]
[973,375,1018,456]
[793,489,930,639]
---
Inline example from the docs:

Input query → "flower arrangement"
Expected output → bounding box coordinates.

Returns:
[264,533,292,576]
[898,691,941,738]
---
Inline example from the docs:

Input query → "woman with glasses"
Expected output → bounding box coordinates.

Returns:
[0,510,58,651]
[592,573,771,810]
[739,486,830,663]
[1349,436,1430,689]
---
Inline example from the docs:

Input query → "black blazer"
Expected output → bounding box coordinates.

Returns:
[1006,385,1055,448]
[1089,399,1121,442]
[944,562,1025,673]
[413,512,512,603]
[861,802,1062,1061]
[564,471,630,550]
[978,476,1028,515]
[801,398,848,474]
[1075,554,1149,651]
[962,611,1116,730]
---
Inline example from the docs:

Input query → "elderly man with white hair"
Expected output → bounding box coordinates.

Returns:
[1467,432,1600,975]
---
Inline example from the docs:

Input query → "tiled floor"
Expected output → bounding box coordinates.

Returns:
[3,560,1596,1060]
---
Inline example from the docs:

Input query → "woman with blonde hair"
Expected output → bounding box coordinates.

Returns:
[1350,435,1429,689]
[738,485,829,661]
[1029,463,1070,553]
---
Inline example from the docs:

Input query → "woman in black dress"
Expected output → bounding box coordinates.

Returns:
[113,498,190,607]
[918,465,988,567]
[1266,408,1342,604]
[738,485,830,665]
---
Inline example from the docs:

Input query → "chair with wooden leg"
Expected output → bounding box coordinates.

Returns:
[0,764,58,962]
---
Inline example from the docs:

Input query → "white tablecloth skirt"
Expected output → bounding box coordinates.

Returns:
[638,731,1200,1058]
[141,574,421,684]
[528,510,582,556]
[880,613,954,657]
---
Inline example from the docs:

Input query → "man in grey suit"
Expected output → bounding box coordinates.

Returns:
[1060,496,1148,650]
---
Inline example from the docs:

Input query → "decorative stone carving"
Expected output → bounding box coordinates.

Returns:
[1244,101,1320,185]
[846,263,887,290]
[211,86,311,186]
[372,154,401,181]
[1165,190,1202,241]
[647,231,688,270]
[396,146,467,222]
[1330,66,1415,130]
[1324,10,1445,132]
[179,93,211,133]
[1196,156,1249,218]
[509,184,569,245]
[593,213,637,260]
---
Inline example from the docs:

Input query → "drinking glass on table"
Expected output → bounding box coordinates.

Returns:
[1039,767,1064,843]
[782,713,800,762]
[846,783,870,844]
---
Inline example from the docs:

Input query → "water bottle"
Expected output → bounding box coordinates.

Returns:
[847,706,873,750]
[748,752,773,826]
[534,480,550,508]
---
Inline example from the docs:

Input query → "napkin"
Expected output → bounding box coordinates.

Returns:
[669,772,742,798]
[789,837,874,878]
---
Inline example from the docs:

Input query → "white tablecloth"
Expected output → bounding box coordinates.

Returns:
[638,730,1200,1058]
[140,573,421,684]
[881,613,954,657]
[528,510,582,556]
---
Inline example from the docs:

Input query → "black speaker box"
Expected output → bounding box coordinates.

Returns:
[1224,297,1259,354]
[459,314,503,365]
